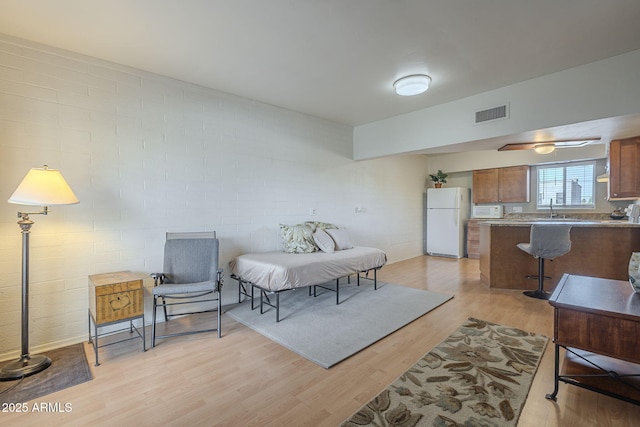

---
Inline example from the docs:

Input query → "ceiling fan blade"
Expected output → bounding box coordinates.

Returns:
[498,138,601,151]
[497,143,538,151]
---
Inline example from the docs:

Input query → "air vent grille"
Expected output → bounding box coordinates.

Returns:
[475,104,508,123]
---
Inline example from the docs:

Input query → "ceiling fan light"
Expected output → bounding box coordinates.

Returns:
[394,74,431,96]
[534,144,556,154]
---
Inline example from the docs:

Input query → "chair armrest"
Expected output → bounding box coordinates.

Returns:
[216,268,224,290]
[150,273,166,286]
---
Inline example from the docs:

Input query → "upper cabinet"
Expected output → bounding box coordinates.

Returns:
[609,137,640,199]
[473,168,500,203]
[473,165,530,204]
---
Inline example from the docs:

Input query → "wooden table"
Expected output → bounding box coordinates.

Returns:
[88,271,146,366]
[546,274,640,404]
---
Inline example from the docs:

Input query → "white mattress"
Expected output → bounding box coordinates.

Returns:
[229,246,387,292]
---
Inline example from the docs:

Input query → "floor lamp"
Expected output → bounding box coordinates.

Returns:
[0,165,78,381]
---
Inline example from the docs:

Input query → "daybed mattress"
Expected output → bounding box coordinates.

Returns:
[229,246,387,292]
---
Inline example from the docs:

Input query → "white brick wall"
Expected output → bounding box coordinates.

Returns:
[0,34,429,358]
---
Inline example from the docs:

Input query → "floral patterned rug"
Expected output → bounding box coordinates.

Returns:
[341,318,548,427]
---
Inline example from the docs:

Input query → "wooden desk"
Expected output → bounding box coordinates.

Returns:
[546,274,640,404]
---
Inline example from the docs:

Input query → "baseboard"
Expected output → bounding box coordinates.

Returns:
[0,335,88,363]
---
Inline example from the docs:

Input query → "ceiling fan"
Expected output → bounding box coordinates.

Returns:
[498,138,602,154]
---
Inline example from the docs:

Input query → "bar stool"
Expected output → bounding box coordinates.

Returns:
[517,224,572,300]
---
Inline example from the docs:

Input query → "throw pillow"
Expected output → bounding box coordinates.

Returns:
[326,228,354,251]
[305,221,338,232]
[280,223,318,253]
[313,229,336,253]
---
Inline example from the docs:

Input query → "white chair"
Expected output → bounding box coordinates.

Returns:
[517,224,571,300]
[151,231,223,347]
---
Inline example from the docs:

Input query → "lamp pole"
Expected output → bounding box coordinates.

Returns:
[0,212,52,380]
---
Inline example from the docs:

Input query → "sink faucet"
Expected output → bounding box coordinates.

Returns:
[549,199,557,218]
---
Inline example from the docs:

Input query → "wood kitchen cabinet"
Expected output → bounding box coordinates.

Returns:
[472,165,529,203]
[609,136,640,199]
[479,222,640,290]
[466,219,480,259]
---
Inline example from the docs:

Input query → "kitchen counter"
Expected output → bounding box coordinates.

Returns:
[479,220,640,290]
[479,219,640,227]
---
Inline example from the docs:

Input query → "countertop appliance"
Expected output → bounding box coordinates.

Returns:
[426,187,470,258]
[471,205,504,218]
[627,204,640,223]
[472,205,503,219]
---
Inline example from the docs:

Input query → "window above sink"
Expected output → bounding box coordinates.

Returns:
[536,160,595,210]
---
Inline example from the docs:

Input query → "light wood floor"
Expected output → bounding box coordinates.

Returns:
[4,256,640,426]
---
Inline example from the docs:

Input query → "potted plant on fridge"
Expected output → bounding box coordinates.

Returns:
[429,170,448,188]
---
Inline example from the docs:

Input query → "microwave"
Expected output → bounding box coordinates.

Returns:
[472,205,503,219]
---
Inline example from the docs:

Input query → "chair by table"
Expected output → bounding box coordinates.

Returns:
[151,231,223,347]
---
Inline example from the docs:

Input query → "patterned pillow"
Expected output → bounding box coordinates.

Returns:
[304,221,338,232]
[326,228,354,250]
[313,229,336,253]
[280,223,318,253]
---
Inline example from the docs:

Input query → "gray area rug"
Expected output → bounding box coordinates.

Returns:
[0,343,92,404]
[226,281,453,368]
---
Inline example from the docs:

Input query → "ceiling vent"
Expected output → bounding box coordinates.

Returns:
[475,104,508,124]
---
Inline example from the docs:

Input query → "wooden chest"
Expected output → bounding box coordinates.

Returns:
[89,271,144,324]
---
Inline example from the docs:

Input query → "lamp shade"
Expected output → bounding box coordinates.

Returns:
[8,166,79,206]
[394,74,431,96]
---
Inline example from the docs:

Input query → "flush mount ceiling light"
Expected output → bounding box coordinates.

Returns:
[394,74,431,96]
[498,138,601,153]
[533,144,556,154]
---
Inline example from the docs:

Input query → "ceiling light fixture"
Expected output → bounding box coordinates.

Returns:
[394,74,431,96]
[498,138,601,152]
[533,144,556,154]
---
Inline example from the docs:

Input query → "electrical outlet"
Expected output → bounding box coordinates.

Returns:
[309,208,317,215]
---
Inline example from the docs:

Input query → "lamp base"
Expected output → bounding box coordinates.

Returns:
[0,354,51,381]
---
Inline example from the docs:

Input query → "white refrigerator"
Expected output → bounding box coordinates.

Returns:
[426,187,470,258]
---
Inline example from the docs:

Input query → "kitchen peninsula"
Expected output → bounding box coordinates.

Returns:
[479,220,640,290]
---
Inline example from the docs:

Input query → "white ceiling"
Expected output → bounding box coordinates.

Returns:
[2,0,640,149]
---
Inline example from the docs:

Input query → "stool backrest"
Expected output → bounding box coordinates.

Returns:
[529,224,572,260]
